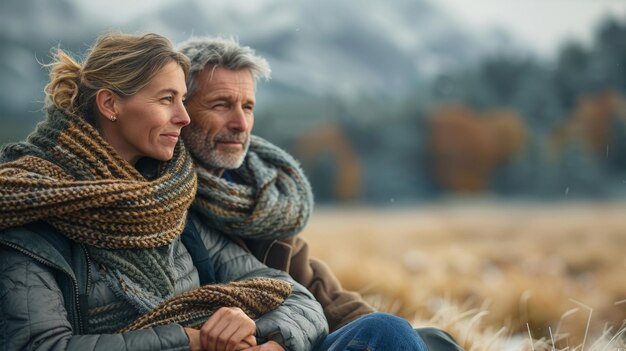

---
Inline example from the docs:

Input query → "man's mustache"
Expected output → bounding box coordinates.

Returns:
[214,132,247,143]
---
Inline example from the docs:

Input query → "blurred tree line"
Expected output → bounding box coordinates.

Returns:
[254,16,626,203]
[2,15,625,204]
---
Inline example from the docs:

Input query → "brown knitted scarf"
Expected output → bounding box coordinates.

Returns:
[121,277,292,332]
[0,107,197,249]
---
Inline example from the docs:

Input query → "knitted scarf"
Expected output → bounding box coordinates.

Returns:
[0,108,291,328]
[0,108,196,249]
[193,135,314,240]
[121,277,292,332]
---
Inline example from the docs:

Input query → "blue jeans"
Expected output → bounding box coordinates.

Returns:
[317,312,429,350]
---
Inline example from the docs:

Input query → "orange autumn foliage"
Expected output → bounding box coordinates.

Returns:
[295,124,361,202]
[429,104,527,193]
[552,89,626,156]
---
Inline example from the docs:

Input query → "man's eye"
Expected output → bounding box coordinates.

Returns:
[162,96,173,102]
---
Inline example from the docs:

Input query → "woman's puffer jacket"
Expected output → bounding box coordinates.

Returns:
[0,210,328,350]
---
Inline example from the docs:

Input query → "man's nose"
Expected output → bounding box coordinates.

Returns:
[227,106,249,132]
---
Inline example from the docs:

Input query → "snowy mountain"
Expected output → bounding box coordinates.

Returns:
[0,0,523,122]
[143,0,496,99]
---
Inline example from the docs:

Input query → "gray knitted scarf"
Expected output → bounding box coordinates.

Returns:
[193,135,313,240]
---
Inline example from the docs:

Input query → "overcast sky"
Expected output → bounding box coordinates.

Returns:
[436,0,626,56]
[74,0,626,57]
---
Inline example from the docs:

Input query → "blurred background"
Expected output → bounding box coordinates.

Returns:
[3,0,626,202]
[2,0,626,349]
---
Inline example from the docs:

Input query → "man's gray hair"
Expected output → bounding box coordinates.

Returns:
[176,36,271,101]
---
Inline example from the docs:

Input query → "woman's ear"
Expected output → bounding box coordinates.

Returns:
[95,89,119,122]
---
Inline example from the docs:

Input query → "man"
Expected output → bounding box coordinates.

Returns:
[177,36,463,350]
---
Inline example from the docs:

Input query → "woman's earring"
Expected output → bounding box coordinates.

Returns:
[109,115,117,122]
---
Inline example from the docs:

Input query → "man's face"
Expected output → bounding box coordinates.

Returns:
[182,67,255,173]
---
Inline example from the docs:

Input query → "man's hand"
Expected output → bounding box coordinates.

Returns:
[199,307,257,351]
[241,341,285,351]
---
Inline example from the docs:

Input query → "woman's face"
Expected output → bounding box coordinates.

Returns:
[104,61,190,165]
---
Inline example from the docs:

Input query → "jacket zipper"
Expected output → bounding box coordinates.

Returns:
[80,244,92,297]
[0,241,84,332]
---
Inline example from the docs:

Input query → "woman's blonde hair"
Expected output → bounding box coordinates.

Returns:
[45,32,190,126]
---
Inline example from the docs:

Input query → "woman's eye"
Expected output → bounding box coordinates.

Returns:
[162,96,173,103]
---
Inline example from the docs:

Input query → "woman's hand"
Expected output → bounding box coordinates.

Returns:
[199,307,257,351]
[185,327,203,351]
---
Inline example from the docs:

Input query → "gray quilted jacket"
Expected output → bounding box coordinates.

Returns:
[0,210,328,350]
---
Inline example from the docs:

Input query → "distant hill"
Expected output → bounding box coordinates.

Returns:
[143,0,505,98]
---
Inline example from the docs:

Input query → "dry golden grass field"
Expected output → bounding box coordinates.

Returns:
[301,201,626,350]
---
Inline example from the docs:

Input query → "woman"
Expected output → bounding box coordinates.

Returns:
[0,32,327,351]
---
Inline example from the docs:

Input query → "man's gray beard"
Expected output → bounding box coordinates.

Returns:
[203,137,250,170]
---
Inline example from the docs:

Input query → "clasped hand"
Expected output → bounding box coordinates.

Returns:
[185,307,285,351]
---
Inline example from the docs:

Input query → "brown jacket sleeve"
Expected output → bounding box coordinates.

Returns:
[241,236,375,332]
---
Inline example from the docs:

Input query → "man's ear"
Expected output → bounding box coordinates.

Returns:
[95,89,120,120]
